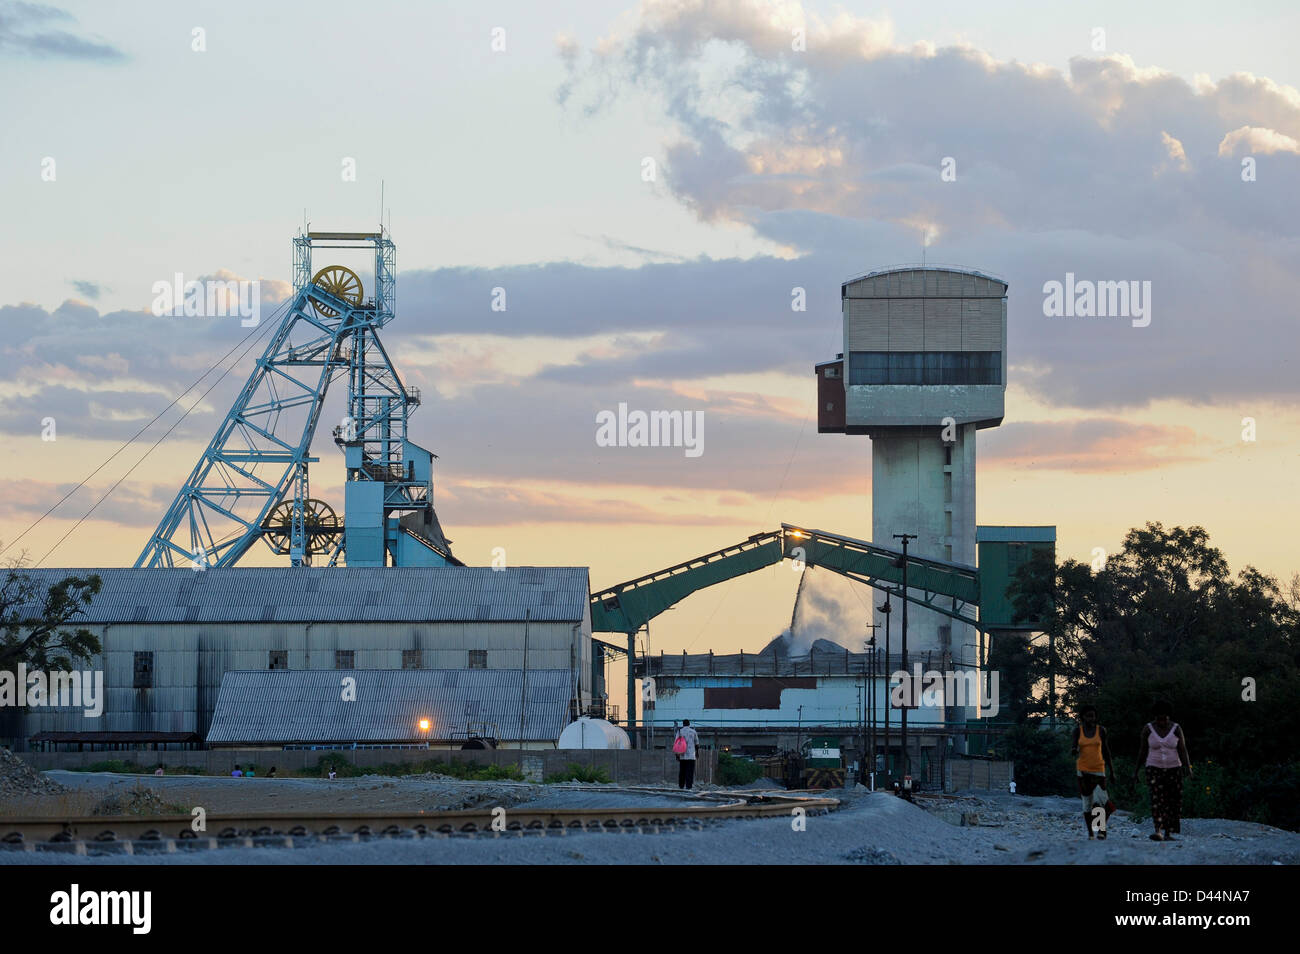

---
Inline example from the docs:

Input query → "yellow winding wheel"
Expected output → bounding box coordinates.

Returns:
[310,265,363,316]
[261,499,341,556]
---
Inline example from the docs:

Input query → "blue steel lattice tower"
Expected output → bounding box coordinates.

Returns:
[817,266,1007,678]
[137,229,456,569]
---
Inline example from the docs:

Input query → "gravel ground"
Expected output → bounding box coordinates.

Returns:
[0,769,705,817]
[0,749,66,798]
[3,771,1297,865]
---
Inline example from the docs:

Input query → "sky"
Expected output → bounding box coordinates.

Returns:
[1,2,1297,701]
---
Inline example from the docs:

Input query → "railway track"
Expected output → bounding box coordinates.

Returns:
[0,790,839,855]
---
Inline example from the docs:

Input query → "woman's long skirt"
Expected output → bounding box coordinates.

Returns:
[1147,766,1183,834]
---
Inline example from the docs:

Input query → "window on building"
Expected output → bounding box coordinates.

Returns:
[133,651,153,689]
[402,649,423,670]
[269,650,288,670]
[468,650,487,669]
[335,650,355,670]
[848,351,1001,386]
[1008,543,1030,573]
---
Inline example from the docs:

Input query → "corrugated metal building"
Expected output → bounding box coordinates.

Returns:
[206,669,573,747]
[641,648,945,734]
[4,566,593,750]
[638,647,954,776]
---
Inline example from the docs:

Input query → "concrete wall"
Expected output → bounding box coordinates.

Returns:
[845,384,1004,429]
[20,747,716,787]
[8,619,592,744]
[944,758,1014,793]
[870,424,978,673]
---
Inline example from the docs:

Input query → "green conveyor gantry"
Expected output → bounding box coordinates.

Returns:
[590,524,982,640]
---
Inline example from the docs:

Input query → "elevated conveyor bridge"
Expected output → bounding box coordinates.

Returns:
[591,524,982,642]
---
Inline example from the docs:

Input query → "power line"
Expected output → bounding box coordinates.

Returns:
[2,302,288,558]
[33,305,284,567]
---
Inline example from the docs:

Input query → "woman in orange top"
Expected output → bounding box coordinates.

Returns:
[1072,704,1115,839]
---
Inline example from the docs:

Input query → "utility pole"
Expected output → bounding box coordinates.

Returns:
[894,533,917,779]
[873,644,881,789]
[626,629,637,748]
[865,623,880,788]
[878,594,892,781]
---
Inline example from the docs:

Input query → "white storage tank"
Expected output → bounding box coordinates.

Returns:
[558,717,630,750]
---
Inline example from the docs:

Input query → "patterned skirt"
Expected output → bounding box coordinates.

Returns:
[1147,766,1183,833]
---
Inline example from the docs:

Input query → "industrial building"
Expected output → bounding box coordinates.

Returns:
[3,566,596,752]
[205,669,574,749]
[638,643,950,781]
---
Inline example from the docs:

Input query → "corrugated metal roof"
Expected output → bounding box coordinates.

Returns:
[13,566,589,624]
[205,669,572,744]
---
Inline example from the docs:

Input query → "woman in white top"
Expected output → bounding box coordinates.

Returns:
[1133,700,1192,841]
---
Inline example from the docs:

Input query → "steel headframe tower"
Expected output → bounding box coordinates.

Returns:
[137,229,457,569]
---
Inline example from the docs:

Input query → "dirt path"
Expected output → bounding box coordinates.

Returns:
[3,774,1296,865]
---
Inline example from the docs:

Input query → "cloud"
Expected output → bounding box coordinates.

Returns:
[1217,125,1300,156]
[983,419,1204,472]
[1160,131,1190,171]
[70,280,101,300]
[0,478,169,529]
[444,484,735,527]
[0,1,126,61]
[552,0,1300,410]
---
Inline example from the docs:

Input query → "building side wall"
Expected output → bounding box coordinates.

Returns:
[10,620,591,744]
[646,678,946,729]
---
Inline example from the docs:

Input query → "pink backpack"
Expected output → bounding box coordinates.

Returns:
[673,734,688,755]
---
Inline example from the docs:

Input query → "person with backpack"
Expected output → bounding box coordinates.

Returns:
[1071,704,1116,839]
[673,720,699,790]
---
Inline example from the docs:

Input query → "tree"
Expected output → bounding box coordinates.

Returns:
[1004,522,1300,770]
[0,557,103,672]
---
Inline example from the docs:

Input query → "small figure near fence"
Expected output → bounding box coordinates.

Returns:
[674,720,699,790]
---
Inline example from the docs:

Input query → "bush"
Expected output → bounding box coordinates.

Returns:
[718,752,764,787]
[1117,759,1300,832]
[994,723,1075,796]
[427,761,523,782]
[77,759,144,774]
[995,735,1300,833]
[1234,763,1300,831]
[544,762,612,784]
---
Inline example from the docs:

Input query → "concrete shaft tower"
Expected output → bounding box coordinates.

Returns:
[817,266,1007,671]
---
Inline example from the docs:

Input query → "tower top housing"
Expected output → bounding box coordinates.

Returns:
[822,266,1008,433]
